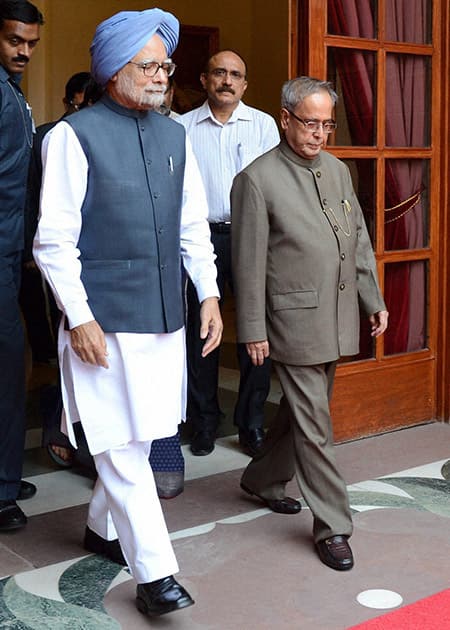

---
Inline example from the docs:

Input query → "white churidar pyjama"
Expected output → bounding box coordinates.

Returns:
[59,329,185,583]
[89,439,179,583]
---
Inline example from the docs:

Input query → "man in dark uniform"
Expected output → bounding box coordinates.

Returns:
[0,0,43,531]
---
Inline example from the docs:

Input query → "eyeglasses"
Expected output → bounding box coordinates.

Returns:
[287,109,337,133]
[209,68,246,81]
[127,60,176,77]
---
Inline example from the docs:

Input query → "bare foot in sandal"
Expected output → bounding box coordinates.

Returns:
[47,444,74,468]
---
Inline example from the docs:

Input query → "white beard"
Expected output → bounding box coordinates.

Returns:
[115,70,166,110]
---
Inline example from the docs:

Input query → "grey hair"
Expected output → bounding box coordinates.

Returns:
[281,77,338,110]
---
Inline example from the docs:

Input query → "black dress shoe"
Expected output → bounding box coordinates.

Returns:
[0,501,27,531]
[316,535,354,571]
[17,481,37,501]
[240,482,302,514]
[190,430,215,456]
[239,427,265,457]
[136,575,194,617]
[83,526,127,565]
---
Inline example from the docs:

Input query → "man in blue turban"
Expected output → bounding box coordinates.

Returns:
[90,8,179,86]
[34,7,223,618]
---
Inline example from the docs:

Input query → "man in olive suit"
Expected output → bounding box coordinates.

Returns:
[231,77,388,571]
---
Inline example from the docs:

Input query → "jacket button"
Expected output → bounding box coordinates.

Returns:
[316,171,321,177]
[333,225,339,232]
[323,198,328,205]
[341,253,346,260]
[339,283,345,290]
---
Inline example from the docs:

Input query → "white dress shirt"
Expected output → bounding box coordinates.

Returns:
[179,101,280,223]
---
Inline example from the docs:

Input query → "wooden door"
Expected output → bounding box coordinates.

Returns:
[290,0,448,440]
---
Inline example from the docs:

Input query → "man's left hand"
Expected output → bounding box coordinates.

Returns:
[246,340,270,366]
[369,310,389,337]
[200,297,223,357]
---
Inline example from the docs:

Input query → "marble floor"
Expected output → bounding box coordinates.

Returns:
[1,357,449,629]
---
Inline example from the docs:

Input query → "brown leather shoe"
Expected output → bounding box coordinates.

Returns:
[240,482,301,514]
[316,535,354,571]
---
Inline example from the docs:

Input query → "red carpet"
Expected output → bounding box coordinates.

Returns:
[348,589,450,629]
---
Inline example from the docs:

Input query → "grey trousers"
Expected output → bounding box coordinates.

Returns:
[241,360,353,542]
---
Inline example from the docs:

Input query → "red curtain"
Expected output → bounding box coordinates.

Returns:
[384,1,427,352]
[328,0,427,354]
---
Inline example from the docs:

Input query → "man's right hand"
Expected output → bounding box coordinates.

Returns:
[200,296,223,357]
[70,320,109,368]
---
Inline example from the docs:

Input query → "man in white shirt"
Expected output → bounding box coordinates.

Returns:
[180,50,279,457]
[33,8,222,618]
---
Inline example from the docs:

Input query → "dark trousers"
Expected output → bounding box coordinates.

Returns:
[19,265,58,363]
[0,252,25,500]
[186,228,271,433]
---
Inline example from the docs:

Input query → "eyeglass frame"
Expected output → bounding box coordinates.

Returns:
[127,59,177,78]
[208,67,247,82]
[286,109,337,133]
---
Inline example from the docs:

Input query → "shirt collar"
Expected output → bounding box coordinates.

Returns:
[0,65,19,84]
[196,99,252,125]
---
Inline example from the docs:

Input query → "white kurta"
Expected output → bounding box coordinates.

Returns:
[34,122,219,455]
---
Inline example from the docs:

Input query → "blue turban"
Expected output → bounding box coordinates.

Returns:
[90,8,179,86]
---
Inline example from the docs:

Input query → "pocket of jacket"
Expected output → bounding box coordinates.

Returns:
[272,290,318,311]
[82,259,132,270]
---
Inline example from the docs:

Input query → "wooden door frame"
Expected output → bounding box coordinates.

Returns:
[436,0,450,420]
